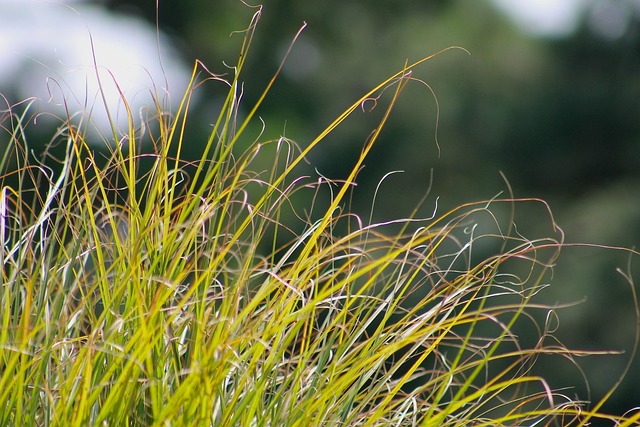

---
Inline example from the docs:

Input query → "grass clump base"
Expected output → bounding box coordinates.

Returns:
[1,8,638,426]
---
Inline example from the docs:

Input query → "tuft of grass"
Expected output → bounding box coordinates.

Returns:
[1,7,638,426]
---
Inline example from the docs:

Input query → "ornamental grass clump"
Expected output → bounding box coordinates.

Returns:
[1,8,638,426]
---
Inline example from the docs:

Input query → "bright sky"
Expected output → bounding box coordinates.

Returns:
[0,0,191,142]
[490,0,588,36]
[491,0,639,39]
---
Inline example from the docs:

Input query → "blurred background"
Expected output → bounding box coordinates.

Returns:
[1,0,639,419]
